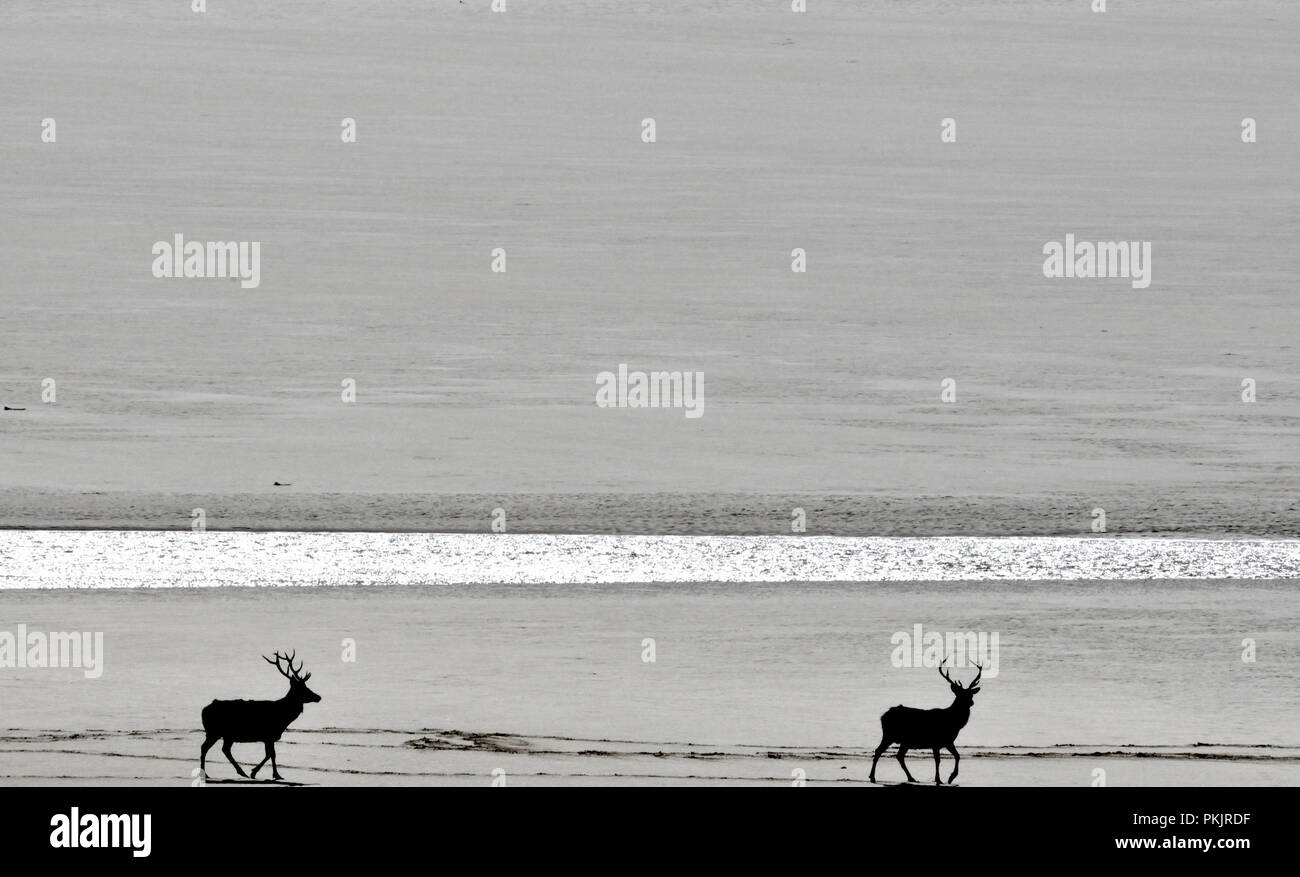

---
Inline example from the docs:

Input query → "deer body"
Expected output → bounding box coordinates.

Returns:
[202,697,306,743]
[200,650,320,781]
[879,702,972,749]
[869,658,981,785]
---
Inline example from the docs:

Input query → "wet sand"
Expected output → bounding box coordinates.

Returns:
[2,728,1295,787]
[2,489,1298,536]
[0,580,1294,785]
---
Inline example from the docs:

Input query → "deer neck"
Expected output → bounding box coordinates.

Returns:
[948,699,972,726]
[278,693,305,722]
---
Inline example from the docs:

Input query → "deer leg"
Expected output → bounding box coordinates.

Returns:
[200,734,218,774]
[933,748,944,784]
[869,738,891,783]
[221,739,248,778]
[946,744,960,784]
[268,742,282,781]
[251,742,273,779]
[896,747,916,782]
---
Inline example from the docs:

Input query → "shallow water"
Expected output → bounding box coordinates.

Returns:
[2,0,1298,506]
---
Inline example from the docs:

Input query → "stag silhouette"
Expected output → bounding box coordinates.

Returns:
[869,656,982,785]
[199,650,321,782]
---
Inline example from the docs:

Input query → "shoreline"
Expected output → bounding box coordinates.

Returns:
[2,729,1296,787]
[2,490,1297,538]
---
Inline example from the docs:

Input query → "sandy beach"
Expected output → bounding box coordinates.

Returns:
[5,728,1297,787]
[0,575,1295,786]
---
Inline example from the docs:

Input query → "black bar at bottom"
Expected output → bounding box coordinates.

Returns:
[5,786,1281,864]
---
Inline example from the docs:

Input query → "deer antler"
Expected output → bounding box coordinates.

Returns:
[939,654,983,689]
[264,649,312,682]
[264,650,295,678]
[294,653,310,683]
[264,651,286,676]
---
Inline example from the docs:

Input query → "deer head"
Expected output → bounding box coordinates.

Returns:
[264,650,321,704]
[938,656,981,707]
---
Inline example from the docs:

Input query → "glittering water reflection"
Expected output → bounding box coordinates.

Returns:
[3,532,1300,587]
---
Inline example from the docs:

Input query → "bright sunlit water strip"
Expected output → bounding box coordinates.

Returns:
[3,532,1300,587]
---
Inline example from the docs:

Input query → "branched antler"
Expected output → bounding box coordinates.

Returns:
[264,649,309,681]
[938,654,981,689]
[938,655,957,685]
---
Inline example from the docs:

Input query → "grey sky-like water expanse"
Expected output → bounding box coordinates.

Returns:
[2,0,1298,534]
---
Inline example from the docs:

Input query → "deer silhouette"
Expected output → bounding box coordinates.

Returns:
[199,650,321,782]
[869,656,981,785]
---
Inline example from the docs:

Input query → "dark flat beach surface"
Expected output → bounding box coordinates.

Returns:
[1,489,1298,536]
